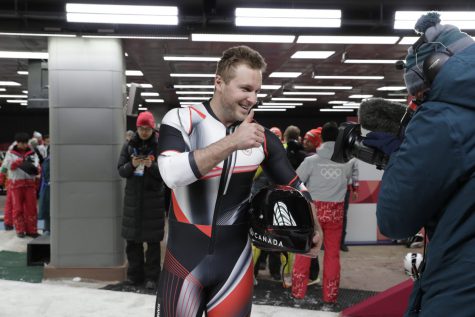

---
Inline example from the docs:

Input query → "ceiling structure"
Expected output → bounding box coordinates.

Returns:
[0,0,474,121]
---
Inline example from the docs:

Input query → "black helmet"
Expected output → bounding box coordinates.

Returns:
[249,185,315,253]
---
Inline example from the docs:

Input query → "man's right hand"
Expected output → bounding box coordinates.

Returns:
[230,110,265,150]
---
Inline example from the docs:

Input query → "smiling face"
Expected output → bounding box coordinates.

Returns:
[211,63,262,126]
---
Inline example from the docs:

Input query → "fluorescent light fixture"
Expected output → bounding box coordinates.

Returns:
[178,97,210,100]
[176,91,214,95]
[344,59,399,64]
[0,51,48,59]
[0,81,21,86]
[127,83,153,88]
[314,75,384,80]
[174,85,214,89]
[22,90,27,93]
[394,11,475,29]
[262,102,303,106]
[320,108,354,112]
[138,107,148,111]
[259,105,296,109]
[180,101,202,105]
[261,85,281,90]
[257,94,267,98]
[398,36,419,45]
[283,91,335,96]
[17,71,28,75]
[66,3,178,25]
[144,99,164,103]
[0,88,6,92]
[328,101,348,104]
[343,102,361,106]
[349,94,373,99]
[333,105,360,109]
[0,94,28,98]
[253,108,287,112]
[293,85,352,90]
[124,52,128,57]
[170,73,215,78]
[125,70,143,76]
[235,8,341,28]
[0,32,76,37]
[291,51,335,59]
[377,86,406,91]
[272,97,316,101]
[192,33,295,43]
[297,35,399,44]
[164,56,220,62]
[385,99,407,102]
[269,72,302,78]
[7,99,27,103]
[141,92,159,97]
[82,35,188,40]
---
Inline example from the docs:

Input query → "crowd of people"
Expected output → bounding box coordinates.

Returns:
[1,11,474,317]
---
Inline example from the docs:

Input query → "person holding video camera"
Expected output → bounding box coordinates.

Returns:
[364,12,475,316]
[117,111,166,290]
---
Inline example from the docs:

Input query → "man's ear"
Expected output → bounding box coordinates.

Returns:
[215,74,223,92]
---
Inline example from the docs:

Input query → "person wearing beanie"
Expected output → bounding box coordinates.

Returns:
[367,12,475,316]
[302,128,322,154]
[117,111,166,290]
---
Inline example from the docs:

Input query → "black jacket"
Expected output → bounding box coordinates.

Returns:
[118,132,165,242]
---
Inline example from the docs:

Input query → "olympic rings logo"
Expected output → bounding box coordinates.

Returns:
[320,167,342,179]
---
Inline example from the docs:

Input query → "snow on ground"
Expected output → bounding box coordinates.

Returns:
[0,279,338,317]
[0,230,35,252]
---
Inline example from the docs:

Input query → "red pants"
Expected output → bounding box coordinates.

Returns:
[291,201,344,302]
[10,183,38,234]
[3,182,13,227]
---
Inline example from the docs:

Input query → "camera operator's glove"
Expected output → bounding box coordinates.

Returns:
[363,131,402,156]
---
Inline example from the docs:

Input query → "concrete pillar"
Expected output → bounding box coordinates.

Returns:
[45,37,126,280]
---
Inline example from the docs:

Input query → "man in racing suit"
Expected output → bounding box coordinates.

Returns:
[156,45,321,317]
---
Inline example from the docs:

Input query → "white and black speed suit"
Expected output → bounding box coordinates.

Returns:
[156,101,309,317]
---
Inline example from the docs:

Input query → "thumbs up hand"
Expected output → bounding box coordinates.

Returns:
[230,110,265,150]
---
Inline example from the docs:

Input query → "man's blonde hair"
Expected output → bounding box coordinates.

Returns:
[216,46,267,83]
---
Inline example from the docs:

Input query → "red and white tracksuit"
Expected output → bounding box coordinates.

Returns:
[1,147,39,235]
[292,201,344,303]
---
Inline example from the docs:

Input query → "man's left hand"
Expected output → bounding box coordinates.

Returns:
[304,204,323,258]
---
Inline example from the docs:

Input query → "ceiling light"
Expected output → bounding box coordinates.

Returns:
[314,75,384,80]
[297,35,399,44]
[7,99,27,103]
[170,73,215,78]
[0,88,6,92]
[283,91,335,96]
[398,37,419,45]
[253,108,287,112]
[257,93,267,98]
[272,97,316,101]
[344,59,399,64]
[126,83,152,88]
[138,107,148,111]
[269,72,301,78]
[125,70,143,76]
[333,105,360,109]
[293,85,352,90]
[0,51,48,59]
[386,99,407,102]
[17,71,28,75]
[66,3,178,25]
[144,99,164,103]
[394,11,475,29]
[174,85,214,89]
[82,35,188,40]
[320,108,354,112]
[349,94,373,99]
[328,101,348,104]
[141,92,159,97]
[291,51,335,59]
[0,32,76,37]
[0,94,28,98]
[178,97,210,100]
[377,86,406,91]
[176,91,214,95]
[164,56,220,62]
[261,85,281,90]
[22,90,27,93]
[262,102,303,106]
[258,105,296,109]
[0,81,21,86]
[235,8,341,28]
[192,33,295,43]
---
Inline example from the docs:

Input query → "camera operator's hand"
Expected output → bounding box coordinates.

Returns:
[363,131,402,156]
